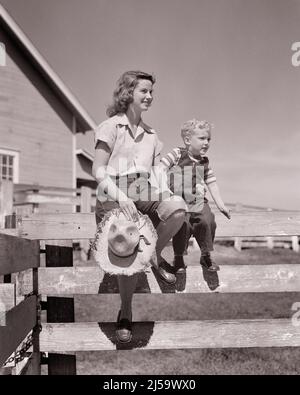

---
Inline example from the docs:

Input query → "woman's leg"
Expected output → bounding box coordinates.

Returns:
[117,273,139,320]
[153,210,186,283]
[156,210,186,259]
[115,274,139,342]
[135,195,187,283]
[95,200,136,340]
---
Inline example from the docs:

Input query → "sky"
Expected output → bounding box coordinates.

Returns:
[1,0,300,209]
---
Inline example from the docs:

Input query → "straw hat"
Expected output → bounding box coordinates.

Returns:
[92,208,158,276]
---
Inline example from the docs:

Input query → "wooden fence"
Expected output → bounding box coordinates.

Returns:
[0,209,300,375]
[1,181,97,262]
[13,184,96,215]
[2,181,299,253]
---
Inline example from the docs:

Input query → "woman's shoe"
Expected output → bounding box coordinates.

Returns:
[154,258,176,284]
[116,310,132,343]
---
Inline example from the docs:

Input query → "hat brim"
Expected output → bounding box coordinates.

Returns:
[92,208,157,276]
[107,248,138,269]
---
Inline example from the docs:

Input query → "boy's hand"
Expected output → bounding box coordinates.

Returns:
[219,206,231,219]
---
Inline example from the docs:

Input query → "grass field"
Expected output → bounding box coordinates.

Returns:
[73,245,300,375]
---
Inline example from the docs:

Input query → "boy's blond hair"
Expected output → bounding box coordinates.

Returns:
[181,119,213,140]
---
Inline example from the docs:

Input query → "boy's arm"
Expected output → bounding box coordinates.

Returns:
[207,181,231,219]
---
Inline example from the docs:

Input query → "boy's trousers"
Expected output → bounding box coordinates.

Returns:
[172,203,216,255]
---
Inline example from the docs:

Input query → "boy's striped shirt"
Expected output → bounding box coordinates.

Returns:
[161,147,216,185]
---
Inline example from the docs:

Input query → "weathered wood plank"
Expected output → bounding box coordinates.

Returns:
[0,284,15,311]
[0,296,37,367]
[73,292,300,322]
[16,193,96,208]
[0,229,19,237]
[19,213,95,239]
[14,184,82,194]
[0,234,40,275]
[231,236,299,251]
[39,318,300,352]
[16,211,300,240]
[16,264,300,296]
[19,192,81,206]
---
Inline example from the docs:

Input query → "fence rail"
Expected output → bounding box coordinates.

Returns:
[13,184,96,215]
[2,180,300,252]
[39,318,300,352]
[16,264,300,296]
[4,210,300,240]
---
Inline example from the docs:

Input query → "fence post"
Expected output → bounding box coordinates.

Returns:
[18,267,41,375]
[46,240,76,375]
[80,186,92,213]
[3,210,16,288]
[266,237,274,249]
[0,209,14,374]
[234,237,242,251]
[80,187,92,260]
[0,180,13,228]
[292,236,299,253]
[234,204,243,252]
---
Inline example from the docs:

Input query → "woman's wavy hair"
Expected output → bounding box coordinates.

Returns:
[107,71,156,117]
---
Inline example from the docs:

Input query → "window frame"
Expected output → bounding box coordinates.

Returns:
[0,148,20,183]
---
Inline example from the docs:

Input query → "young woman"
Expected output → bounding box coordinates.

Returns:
[92,71,186,342]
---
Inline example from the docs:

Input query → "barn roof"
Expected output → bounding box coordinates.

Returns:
[0,4,97,132]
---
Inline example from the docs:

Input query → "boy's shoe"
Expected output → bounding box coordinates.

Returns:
[200,254,220,272]
[116,310,132,343]
[173,256,187,273]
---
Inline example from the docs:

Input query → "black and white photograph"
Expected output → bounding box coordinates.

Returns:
[0,0,300,378]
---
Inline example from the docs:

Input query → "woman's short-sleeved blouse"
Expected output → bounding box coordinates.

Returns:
[94,113,162,176]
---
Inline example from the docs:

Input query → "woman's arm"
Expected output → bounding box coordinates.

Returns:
[92,141,138,220]
[92,141,127,202]
[151,161,173,198]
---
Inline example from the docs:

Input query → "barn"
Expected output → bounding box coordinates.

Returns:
[0,4,96,194]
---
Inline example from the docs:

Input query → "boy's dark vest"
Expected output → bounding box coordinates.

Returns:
[168,147,208,205]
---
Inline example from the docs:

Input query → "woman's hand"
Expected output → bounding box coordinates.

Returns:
[119,197,139,221]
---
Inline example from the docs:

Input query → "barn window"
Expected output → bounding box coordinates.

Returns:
[0,149,19,183]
